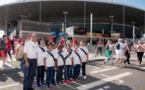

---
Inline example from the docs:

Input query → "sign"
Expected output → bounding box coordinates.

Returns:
[66,26,74,37]
[74,27,87,35]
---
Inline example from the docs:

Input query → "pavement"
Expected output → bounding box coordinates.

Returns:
[0,53,145,90]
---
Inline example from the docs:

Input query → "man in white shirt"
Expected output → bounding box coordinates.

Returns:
[56,46,65,86]
[73,43,82,81]
[79,41,89,79]
[43,43,57,89]
[64,45,74,84]
[36,39,47,88]
[114,38,125,67]
[23,33,38,90]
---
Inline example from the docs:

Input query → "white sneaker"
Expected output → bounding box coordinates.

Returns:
[83,76,87,80]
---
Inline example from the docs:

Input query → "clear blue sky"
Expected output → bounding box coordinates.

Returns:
[0,0,145,10]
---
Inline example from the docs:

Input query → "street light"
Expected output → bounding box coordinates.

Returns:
[131,21,136,43]
[109,15,115,33]
[63,11,68,32]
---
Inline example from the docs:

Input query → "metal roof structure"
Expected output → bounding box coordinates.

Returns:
[0,0,145,31]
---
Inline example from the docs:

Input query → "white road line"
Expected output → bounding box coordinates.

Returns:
[104,86,110,89]
[64,84,76,90]
[0,83,19,89]
[96,88,104,90]
[101,74,124,83]
[76,72,132,90]
[90,67,117,74]
[140,67,145,70]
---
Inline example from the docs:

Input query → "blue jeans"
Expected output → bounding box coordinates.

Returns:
[23,59,37,90]
[46,67,55,85]
[64,65,72,80]
[18,58,25,73]
[37,66,45,84]
[82,62,86,76]
[73,64,80,79]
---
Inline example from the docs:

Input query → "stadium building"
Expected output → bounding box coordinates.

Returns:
[0,0,145,42]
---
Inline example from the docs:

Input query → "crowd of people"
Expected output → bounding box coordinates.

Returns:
[104,38,145,67]
[0,33,145,90]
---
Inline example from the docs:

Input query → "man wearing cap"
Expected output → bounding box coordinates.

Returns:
[114,38,125,67]
[23,33,38,90]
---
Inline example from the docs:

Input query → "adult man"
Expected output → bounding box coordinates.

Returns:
[124,40,131,64]
[114,38,125,67]
[23,33,38,90]
[0,35,7,66]
[79,41,89,79]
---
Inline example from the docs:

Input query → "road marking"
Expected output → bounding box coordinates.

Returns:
[0,83,19,89]
[97,88,104,90]
[64,84,76,90]
[90,67,117,74]
[140,67,145,70]
[104,86,110,89]
[101,74,124,83]
[76,72,132,90]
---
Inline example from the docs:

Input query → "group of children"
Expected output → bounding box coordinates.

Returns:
[36,39,89,89]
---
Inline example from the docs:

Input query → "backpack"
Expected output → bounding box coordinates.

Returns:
[116,43,120,50]
[0,38,6,50]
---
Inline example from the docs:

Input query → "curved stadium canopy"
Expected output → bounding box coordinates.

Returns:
[0,0,145,32]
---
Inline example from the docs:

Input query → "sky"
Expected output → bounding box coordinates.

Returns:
[0,0,145,10]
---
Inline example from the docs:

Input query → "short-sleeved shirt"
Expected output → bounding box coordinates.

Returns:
[44,50,57,67]
[24,40,38,59]
[56,52,65,66]
[115,42,124,54]
[0,38,6,50]
[79,46,89,62]
[64,51,74,65]
[73,50,82,65]
[37,46,47,66]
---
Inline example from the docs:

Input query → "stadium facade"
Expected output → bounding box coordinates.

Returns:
[0,0,145,38]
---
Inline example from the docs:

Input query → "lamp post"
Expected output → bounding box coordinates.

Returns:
[109,15,115,33]
[63,11,68,33]
[131,21,136,44]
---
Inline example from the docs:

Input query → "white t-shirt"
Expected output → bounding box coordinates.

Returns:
[71,47,75,51]
[115,42,124,54]
[24,40,38,59]
[56,52,65,66]
[79,46,89,62]
[73,50,82,65]
[44,50,57,67]
[107,44,114,51]
[64,51,74,65]
[37,46,47,66]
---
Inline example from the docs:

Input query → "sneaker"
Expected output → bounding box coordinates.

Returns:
[64,80,68,84]
[77,77,80,81]
[83,76,87,80]
[68,79,72,83]
[60,81,64,85]
[41,81,45,86]
[36,83,41,88]
[46,85,50,89]
[52,83,56,87]
[57,82,60,86]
